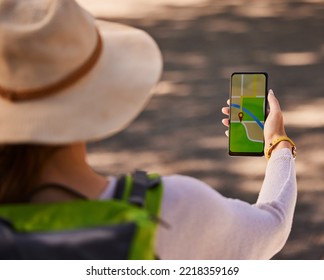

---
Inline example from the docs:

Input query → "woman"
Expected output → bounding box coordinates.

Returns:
[0,0,296,259]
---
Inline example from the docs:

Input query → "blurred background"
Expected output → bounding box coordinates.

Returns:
[77,0,324,259]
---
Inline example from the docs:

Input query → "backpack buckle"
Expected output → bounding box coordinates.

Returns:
[128,170,161,207]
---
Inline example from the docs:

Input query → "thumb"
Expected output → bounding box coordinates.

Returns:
[268,89,281,112]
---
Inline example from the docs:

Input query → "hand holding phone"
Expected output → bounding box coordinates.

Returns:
[228,72,268,156]
[222,75,294,158]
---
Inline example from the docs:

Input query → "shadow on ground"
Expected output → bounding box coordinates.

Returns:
[85,0,324,259]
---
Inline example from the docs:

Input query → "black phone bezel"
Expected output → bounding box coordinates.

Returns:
[228,72,268,157]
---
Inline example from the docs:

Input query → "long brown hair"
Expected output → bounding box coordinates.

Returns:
[0,144,58,203]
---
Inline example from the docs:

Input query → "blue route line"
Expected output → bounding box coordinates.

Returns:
[231,103,264,130]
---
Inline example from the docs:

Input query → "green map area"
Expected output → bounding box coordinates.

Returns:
[230,73,266,153]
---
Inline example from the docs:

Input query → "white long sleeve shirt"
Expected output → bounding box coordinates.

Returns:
[100,148,297,259]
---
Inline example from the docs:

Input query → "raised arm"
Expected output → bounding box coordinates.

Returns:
[156,90,297,259]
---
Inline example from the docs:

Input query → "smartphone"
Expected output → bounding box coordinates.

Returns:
[229,72,268,156]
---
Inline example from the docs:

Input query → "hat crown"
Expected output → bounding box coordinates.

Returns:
[0,0,97,91]
[0,0,51,25]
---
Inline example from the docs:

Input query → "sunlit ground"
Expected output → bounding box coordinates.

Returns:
[78,0,324,259]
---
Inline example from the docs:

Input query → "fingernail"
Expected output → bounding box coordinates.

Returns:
[269,89,274,95]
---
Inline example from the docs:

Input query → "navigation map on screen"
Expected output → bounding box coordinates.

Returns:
[229,73,267,155]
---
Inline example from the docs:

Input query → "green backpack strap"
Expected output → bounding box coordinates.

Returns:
[113,170,164,260]
[113,170,163,218]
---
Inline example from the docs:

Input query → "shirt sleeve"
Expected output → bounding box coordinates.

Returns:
[155,148,297,259]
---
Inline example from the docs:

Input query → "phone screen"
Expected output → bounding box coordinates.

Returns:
[229,72,268,156]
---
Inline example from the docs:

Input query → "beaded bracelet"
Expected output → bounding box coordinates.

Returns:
[265,136,296,160]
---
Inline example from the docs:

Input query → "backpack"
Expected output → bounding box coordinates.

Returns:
[0,170,163,260]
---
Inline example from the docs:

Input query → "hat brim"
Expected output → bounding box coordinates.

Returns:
[0,20,162,144]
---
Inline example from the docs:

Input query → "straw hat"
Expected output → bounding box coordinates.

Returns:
[0,0,162,144]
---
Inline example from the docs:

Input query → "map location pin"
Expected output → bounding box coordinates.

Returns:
[238,112,244,122]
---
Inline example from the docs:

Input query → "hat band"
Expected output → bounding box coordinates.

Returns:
[0,30,103,102]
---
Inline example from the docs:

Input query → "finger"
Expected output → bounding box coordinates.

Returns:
[268,89,281,112]
[225,130,229,137]
[227,99,230,106]
[222,118,229,127]
[222,107,230,116]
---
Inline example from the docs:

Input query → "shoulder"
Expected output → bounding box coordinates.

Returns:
[159,174,229,222]
[161,174,224,202]
[156,174,235,259]
[161,174,218,205]
[162,174,208,187]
